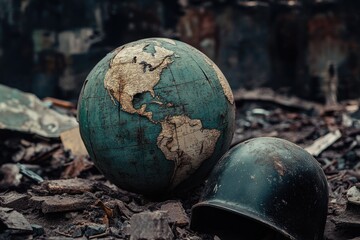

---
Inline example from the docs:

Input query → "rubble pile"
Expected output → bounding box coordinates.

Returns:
[1,87,360,239]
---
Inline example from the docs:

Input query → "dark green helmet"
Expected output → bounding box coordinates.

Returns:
[191,137,328,240]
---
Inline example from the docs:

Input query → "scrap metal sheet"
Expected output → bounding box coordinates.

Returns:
[0,84,78,138]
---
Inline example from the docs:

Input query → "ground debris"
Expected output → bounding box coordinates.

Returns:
[0,207,33,233]
[0,84,78,138]
[0,163,22,189]
[18,163,44,183]
[305,129,342,156]
[0,191,29,210]
[2,93,360,239]
[159,200,189,227]
[41,178,96,194]
[129,211,174,240]
[60,127,88,157]
[31,224,45,237]
[61,156,94,178]
[30,193,95,213]
[84,223,107,237]
[347,186,360,205]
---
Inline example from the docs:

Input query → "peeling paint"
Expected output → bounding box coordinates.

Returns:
[104,42,174,121]
[157,115,220,187]
[203,56,234,104]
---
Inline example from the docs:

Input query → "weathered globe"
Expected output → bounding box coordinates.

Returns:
[78,38,235,195]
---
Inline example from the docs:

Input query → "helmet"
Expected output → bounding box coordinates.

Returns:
[190,137,328,240]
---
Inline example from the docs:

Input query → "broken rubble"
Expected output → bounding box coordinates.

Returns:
[84,223,107,237]
[30,194,94,213]
[60,127,88,156]
[160,201,189,227]
[31,224,45,236]
[18,163,44,183]
[0,207,33,233]
[130,211,174,240]
[305,129,342,156]
[41,178,96,194]
[0,163,22,189]
[61,156,94,178]
[0,191,29,210]
[347,186,360,206]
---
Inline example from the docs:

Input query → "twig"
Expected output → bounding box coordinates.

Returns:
[54,230,72,237]
[89,229,109,239]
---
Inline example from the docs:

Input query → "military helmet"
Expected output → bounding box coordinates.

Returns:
[191,137,328,240]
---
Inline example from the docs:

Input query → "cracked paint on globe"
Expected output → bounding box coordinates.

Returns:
[78,38,235,195]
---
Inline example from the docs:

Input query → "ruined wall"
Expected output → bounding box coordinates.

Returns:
[1,0,360,102]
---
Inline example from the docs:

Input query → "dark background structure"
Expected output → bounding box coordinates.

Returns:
[1,0,360,103]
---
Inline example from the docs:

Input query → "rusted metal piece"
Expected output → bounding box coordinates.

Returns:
[0,84,77,138]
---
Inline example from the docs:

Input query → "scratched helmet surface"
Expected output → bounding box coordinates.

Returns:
[78,38,235,195]
[191,137,328,240]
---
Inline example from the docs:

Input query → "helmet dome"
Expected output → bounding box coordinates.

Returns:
[191,137,328,240]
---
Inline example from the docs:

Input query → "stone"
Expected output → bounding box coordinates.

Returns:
[84,223,106,237]
[175,227,187,239]
[104,199,133,219]
[29,194,94,213]
[0,192,29,210]
[0,164,22,189]
[160,201,189,227]
[0,207,32,233]
[130,211,174,240]
[71,225,84,238]
[31,224,45,236]
[347,186,360,206]
[64,212,78,220]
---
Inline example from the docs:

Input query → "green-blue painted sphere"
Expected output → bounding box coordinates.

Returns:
[78,38,235,195]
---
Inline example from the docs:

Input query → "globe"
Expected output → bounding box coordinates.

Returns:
[78,38,235,195]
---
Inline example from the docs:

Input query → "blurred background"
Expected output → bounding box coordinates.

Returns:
[0,0,360,103]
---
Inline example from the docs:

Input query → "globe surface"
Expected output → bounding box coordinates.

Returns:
[78,38,235,194]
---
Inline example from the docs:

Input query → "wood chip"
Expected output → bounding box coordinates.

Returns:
[61,156,94,179]
[305,130,342,156]
[30,194,94,213]
[41,178,96,194]
[0,192,29,210]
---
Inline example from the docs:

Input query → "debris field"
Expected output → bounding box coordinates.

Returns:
[1,87,360,240]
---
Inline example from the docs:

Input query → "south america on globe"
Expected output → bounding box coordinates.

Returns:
[78,38,235,195]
